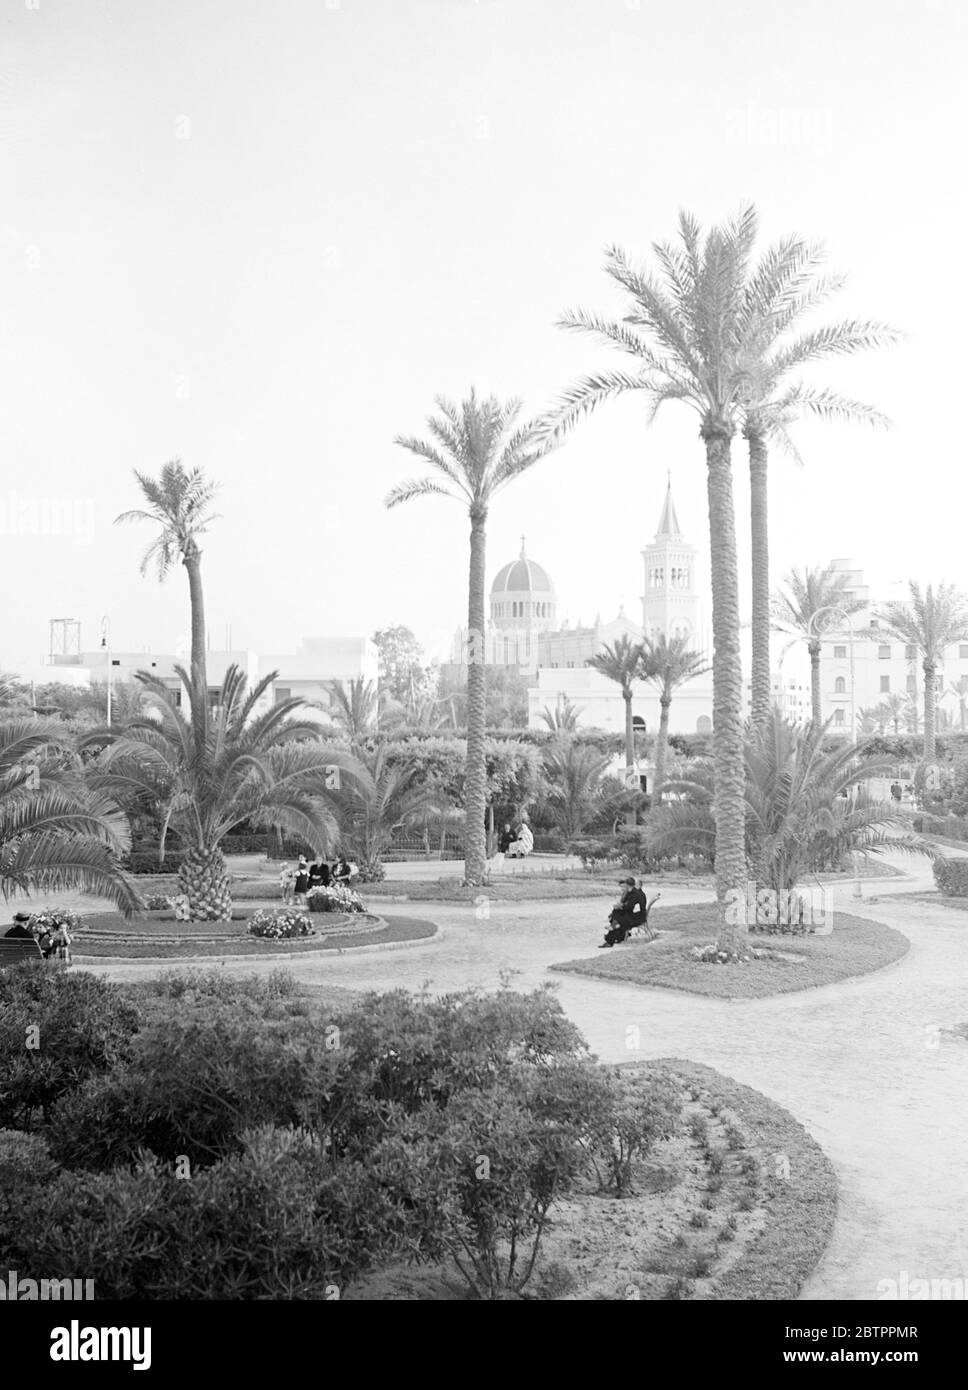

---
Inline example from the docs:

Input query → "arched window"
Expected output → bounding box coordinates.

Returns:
[632,715,646,732]
[834,709,845,724]
[835,677,846,694]
[696,715,712,734]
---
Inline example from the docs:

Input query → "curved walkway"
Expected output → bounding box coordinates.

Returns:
[72,857,968,1301]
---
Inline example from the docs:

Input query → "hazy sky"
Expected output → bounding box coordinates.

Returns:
[4,0,966,671]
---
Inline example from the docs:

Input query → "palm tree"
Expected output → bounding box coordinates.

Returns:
[386,388,555,887]
[328,678,379,746]
[545,208,768,930]
[879,582,968,761]
[539,695,584,735]
[772,565,863,724]
[115,462,219,742]
[736,237,896,727]
[88,666,352,920]
[942,676,968,732]
[857,705,885,736]
[647,712,925,899]
[542,741,617,841]
[331,743,441,881]
[878,692,907,736]
[0,718,139,913]
[586,636,645,777]
[639,633,709,804]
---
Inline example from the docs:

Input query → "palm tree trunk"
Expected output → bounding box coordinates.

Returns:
[653,694,672,805]
[808,640,822,725]
[178,845,232,921]
[464,508,489,886]
[702,424,746,945]
[748,429,772,728]
[623,689,634,770]
[923,661,936,761]
[183,550,209,744]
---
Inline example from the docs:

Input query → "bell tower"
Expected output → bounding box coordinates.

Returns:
[641,475,700,643]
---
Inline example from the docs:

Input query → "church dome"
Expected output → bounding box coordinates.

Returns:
[489,539,556,633]
[491,539,555,597]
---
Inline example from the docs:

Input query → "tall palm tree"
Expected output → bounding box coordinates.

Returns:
[639,633,710,804]
[879,582,968,761]
[586,636,645,777]
[328,678,379,747]
[735,236,897,727]
[332,743,442,881]
[386,388,555,887]
[772,565,863,724]
[0,718,138,913]
[88,666,353,920]
[115,462,219,743]
[546,207,765,929]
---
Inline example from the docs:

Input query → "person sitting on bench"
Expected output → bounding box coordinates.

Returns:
[600,877,651,947]
[4,911,34,939]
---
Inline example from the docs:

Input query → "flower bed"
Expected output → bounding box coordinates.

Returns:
[247,909,316,940]
[26,908,81,935]
[306,884,367,914]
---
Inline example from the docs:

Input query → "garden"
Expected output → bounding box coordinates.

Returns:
[0,965,835,1301]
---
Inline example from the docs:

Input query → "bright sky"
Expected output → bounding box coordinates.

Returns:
[4,0,967,672]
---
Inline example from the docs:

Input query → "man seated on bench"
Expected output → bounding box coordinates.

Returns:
[4,911,34,939]
[600,877,652,947]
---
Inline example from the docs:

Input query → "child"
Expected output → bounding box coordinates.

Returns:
[51,922,73,966]
[279,864,296,905]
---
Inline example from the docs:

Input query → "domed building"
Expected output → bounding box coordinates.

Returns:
[450,538,558,669]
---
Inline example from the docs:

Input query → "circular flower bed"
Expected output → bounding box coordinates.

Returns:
[246,908,316,941]
[306,885,367,914]
[690,941,780,965]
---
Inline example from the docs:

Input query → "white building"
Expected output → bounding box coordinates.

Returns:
[41,634,378,725]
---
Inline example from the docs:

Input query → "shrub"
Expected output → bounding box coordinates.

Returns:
[139,893,172,911]
[3,1127,417,1299]
[0,967,142,1129]
[306,885,367,914]
[0,1129,58,1187]
[590,1069,682,1196]
[246,908,315,940]
[26,907,81,934]
[933,857,968,897]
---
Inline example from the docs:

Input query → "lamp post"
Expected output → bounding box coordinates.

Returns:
[808,604,863,901]
[100,616,111,726]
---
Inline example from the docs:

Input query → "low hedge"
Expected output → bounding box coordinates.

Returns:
[933,857,968,897]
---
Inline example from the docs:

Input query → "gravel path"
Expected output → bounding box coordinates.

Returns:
[51,855,968,1301]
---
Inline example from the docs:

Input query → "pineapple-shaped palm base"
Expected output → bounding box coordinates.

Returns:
[178,846,233,921]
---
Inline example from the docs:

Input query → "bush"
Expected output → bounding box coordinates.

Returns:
[2,1127,417,1298]
[0,1128,58,1188]
[306,885,367,914]
[590,1069,682,1196]
[139,893,172,911]
[246,908,315,939]
[933,857,968,897]
[0,967,142,1129]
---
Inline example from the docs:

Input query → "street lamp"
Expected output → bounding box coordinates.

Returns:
[807,604,864,901]
[100,616,112,726]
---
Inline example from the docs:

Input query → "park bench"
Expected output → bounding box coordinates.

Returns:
[626,891,661,942]
[0,937,43,968]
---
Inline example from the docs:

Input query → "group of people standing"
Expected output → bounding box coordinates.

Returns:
[282,854,357,905]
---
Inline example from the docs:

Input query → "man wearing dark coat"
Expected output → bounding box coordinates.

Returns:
[601,878,652,947]
[4,912,34,939]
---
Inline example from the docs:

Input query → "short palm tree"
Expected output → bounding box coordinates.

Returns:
[542,741,617,841]
[331,743,441,881]
[386,388,555,887]
[88,666,352,920]
[647,712,925,903]
[586,636,645,776]
[639,633,709,804]
[0,718,139,913]
[539,695,584,735]
[879,582,968,761]
[942,677,968,732]
[772,565,863,724]
[115,462,219,740]
[546,206,767,929]
[857,706,885,736]
[328,678,379,746]
[736,236,896,726]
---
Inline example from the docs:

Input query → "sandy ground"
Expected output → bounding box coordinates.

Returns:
[19,849,968,1301]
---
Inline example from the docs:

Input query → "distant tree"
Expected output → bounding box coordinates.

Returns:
[328,678,379,747]
[772,565,863,724]
[877,692,906,736]
[540,695,584,734]
[372,626,435,706]
[639,634,709,803]
[879,582,968,761]
[586,636,645,775]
